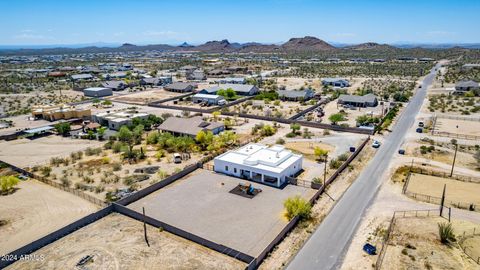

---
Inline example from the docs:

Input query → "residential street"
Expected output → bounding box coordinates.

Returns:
[286,63,442,270]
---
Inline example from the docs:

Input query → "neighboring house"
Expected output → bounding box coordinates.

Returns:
[226,66,248,73]
[214,143,303,188]
[83,87,113,97]
[32,105,91,121]
[208,69,231,76]
[179,65,197,72]
[92,111,149,130]
[140,76,173,86]
[71,74,94,81]
[101,80,127,91]
[192,94,226,105]
[158,116,225,137]
[454,80,479,94]
[199,84,259,96]
[277,89,315,101]
[48,71,66,77]
[461,64,480,71]
[187,70,206,81]
[338,94,378,107]
[103,72,127,80]
[164,82,195,93]
[216,77,246,84]
[322,78,350,88]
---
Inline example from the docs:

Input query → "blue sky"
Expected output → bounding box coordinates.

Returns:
[1,0,479,45]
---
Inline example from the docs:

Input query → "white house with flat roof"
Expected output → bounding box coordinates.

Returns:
[214,143,303,188]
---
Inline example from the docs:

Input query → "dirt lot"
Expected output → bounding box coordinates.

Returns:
[108,88,184,105]
[7,213,245,270]
[406,173,480,206]
[227,99,314,118]
[275,77,320,90]
[434,118,480,136]
[45,142,203,201]
[0,90,84,117]
[381,217,479,270]
[129,169,316,257]
[322,100,385,127]
[0,136,103,168]
[462,235,480,264]
[0,180,98,255]
[284,141,335,161]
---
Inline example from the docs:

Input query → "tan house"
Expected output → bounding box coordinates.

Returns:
[32,105,91,121]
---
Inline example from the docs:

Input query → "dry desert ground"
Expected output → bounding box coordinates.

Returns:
[0,179,98,255]
[7,213,246,270]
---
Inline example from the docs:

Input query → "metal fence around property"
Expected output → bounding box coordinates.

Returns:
[0,160,107,207]
[409,167,480,183]
[432,130,480,141]
[435,114,480,122]
[375,208,445,270]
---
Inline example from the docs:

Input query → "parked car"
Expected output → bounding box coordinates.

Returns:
[418,121,424,127]
[173,153,182,163]
[363,243,377,255]
[416,127,423,133]
[398,149,405,155]
[372,140,381,148]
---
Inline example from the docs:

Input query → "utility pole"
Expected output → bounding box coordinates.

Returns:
[323,153,328,187]
[440,184,446,217]
[450,143,458,177]
[143,207,150,247]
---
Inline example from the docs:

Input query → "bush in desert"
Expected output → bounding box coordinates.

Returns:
[438,222,456,244]
[0,175,19,194]
[284,195,312,221]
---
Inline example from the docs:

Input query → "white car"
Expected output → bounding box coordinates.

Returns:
[372,140,381,148]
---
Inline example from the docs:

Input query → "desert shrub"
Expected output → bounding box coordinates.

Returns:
[329,159,343,169]
[438,222,456,244]
[276,138,285,145]
[0,175,19,194]
[284,195,312,221]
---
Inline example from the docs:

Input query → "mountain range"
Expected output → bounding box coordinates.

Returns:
[0,36,479,56]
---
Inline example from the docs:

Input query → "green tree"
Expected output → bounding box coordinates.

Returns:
[329,113,346,125]
[0,175,19,194]
[118,126,133,142]
[284,195,312,221]
[97,126,107,140]
[290,123,301,134]
[314,147,328,162]
[55,122,71,136]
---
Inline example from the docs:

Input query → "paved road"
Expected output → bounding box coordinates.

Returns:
[286,63,442,270]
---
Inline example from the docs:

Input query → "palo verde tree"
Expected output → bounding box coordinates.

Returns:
[54,122,71,136]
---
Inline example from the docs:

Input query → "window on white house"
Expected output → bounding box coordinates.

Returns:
[234,168,237,173]
[225,166,228,171]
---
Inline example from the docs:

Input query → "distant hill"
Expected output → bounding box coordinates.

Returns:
[345,42,396,51]
[281,36,336,51]
[0,36,479,56]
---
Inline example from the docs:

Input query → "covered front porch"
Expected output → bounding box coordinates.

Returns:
[240,169,282,188]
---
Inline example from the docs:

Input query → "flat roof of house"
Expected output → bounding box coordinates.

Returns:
[214,143,302,174]
[24,126,54,134]
[338,93,377,103]
[193,93,222,99]
[84,87,110,91]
